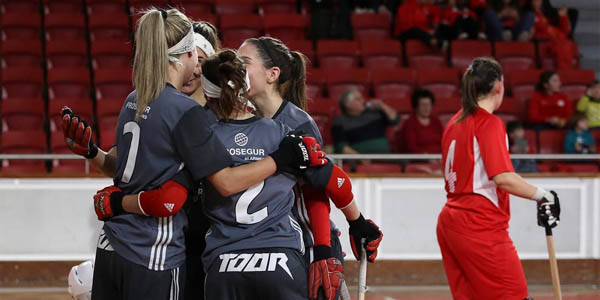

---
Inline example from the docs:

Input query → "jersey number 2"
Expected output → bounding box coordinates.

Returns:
[445,140,457,193]
[236,181,267,224]
[121,122,140,183]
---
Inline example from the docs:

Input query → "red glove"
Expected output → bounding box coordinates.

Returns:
[301,136,327,167]
[93,186,125,221]
[308,254,344,300]
[61,106,98,159]
[348,215,383,263]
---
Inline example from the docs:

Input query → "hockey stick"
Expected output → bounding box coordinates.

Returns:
[357,238,368,300]
[544,224,562,300]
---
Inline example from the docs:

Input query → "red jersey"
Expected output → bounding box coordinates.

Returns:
[400,114,443,153]
[533,11,570,40]
[441,108,514,234]
[527,91,573,124]
[393,0,440,36]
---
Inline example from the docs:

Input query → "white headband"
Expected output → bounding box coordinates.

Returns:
[168,26,195,66]
[201,70,251,99]
[194,33,215,57]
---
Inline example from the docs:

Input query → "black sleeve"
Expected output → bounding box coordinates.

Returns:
[171,168,194,190]
[301,158,334,189]
[172,106,233,181]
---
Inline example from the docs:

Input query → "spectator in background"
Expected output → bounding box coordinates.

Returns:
[483,0,534,41]
[393,0,440,47]
[506,121,538,172]
[436,0,485,48]
[332,88,401,154]
[528,71,572,129]
[576,81,600,129]
[564,112,596,154]
[523,0,577,69]
[400,89,443,153]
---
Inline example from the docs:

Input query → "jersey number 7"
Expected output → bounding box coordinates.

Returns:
[445,140,457,193]
[121,122,141,183]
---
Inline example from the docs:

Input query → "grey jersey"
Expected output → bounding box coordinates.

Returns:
[104,84,232,271]
[202,116,304,269]
[273,101,336,258]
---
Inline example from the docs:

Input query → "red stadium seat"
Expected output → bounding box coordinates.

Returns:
[538,41,579,70]
[438,112,455,127]
[49,130,87,173]
[450,40,492,71]
[0,40,43,68]
[404,40,446,69]
[317,40,359,69]
[1,0,40,14]
[47,67,91,99]
[94,67,134,99]
[496,97,524,121]
[524,129,537,153]
[382,98,412,114]
[326,68,369,101]
[91,39,132,69]
[1,130,47,173]
[0,99,45,130]
[433,96,461,115]
[356,163,403,174]
[88,13,131,40]
[558,69,596,101]
[306,68,326,99]
[557,163,599,173]
[0,13,42,40]
[351,13,391,41]
[263,14,307,41]
[129,0,169,13]
[286,40,314,63]
[220,14,262,48]
[1,67,44,99]
[45,39,88,68]
[171,0,213,16]
[506,69,542,101]
[405,162,443,174]
[86,0,128,14]
[538,129,567,154]
[97,100,123,130]
[311,114,332,145]
[494,42,536,74]
[258,0,297,14]
[44,13,86,40]
[47,98,94,131]
[215,0,257,15]
[100,129,117,151]
[371,67,415,99]
[360,39,402,70]
[307,97,337,118]
[42,0,83,14]
[416,68,460,99]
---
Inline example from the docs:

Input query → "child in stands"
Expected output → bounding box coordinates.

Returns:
[564,112,596,154]
[506,121,537,173]
[576,81,600,129]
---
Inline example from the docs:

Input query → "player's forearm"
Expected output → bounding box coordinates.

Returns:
[493,172,538,200]
[88,147,117,177]
[208,157,276,197]
[341,201,361,221]
[122,194,144,215]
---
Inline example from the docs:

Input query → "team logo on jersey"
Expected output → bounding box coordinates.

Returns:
[337,177,345,188]
[164,203,174,212]
[234,133,248,146]
[218,253,293,279]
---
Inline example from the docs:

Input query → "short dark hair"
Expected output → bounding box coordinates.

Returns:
[535,71,557,92]
[506,120,524,134]
[567,112,587,129]
[411,89,435,109]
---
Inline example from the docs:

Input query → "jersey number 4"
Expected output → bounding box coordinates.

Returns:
[236,181,268,225]
[121,122,141,183]
[445,140,457,193]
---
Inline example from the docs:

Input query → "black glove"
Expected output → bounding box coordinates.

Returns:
[348,214,383,263]
[537,190,560,229]
[270,131,326,171]
[62,106,98,159]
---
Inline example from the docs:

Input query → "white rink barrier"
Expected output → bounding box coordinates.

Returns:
[0,177,598,261]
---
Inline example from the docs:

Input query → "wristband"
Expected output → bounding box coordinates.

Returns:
[532,187,547,202]
[110,191,125,216]
[313,245,333,261]
[84,144,99,159]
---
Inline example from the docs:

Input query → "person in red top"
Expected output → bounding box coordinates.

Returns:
[400,89,443,153]
[438,57,561,300]
[528,71,572,128]
[525,0,577,69]
[393,0,440,47]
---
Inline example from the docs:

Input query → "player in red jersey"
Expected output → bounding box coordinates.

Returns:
[437,57,561,300]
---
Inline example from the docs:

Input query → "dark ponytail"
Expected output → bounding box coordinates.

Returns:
[458,57,503,122]
[535,71,556,93]
[202,49,249,120]
[244,37,308,111]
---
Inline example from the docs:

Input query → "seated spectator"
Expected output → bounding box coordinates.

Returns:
[564,112,596,154]
[437,0,485,47]
[576,81,600,129]
[332,88,401,154]
[528,71,572,129]
[393,0,440,47]
[400,89,443,153]
[506,121,538,172]
[523,0,577,69]
[483,0,534,41]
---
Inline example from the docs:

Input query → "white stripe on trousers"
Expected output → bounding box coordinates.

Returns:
[170,267,179,300]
